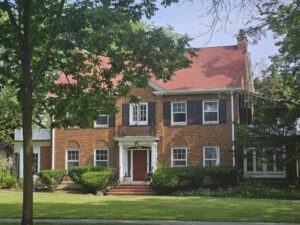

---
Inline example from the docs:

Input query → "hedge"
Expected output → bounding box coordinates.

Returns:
[0,170,18,189]
[151,166,238,194]
[68,166,106,183]
[39,169,65,192]
[81,168,116,194]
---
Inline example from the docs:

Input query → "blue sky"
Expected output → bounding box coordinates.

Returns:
[145,1,278,67]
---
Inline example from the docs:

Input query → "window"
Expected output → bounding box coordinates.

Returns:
[67,150,79,169]
[94,149,108,167]
[130,103,148,125]
[32,153,39,174]
[172,148,187,167]
[171,102,187,124]
[203,147,220,167]
[244,148,286,178]
[94,114,108,127]
[203,101,219,123]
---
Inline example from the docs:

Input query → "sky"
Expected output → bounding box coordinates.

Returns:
[145,1,279,68]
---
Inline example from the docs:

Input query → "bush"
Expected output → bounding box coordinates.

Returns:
[81,168,116,194]
[0,170,18,189]
[151,166,238,194]
[68,166,105,183]
[39,169,65,192]
[174,181,300,200]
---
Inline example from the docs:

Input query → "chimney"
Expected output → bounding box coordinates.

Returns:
[237,29,248,52]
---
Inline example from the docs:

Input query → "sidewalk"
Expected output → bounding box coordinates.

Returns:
[0,218,298,225]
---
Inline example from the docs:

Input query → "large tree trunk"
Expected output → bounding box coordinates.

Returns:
[21,1,33,224]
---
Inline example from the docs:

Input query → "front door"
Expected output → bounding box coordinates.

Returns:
[133,150,148,181]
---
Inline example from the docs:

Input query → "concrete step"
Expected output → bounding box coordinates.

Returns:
[108,188,152,192]
[116,185,151,189]
[106,191,154,196]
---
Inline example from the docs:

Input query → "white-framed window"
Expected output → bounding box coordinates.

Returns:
[129,103,148,125]
[32,153,39,175]
[203,101,219,124]
[203,147,220,167]
[171,101,187,125]
[171,148,187,167]
[66,149,80,170]
[94,149,109,167]
[94,114,108,127]
[244,148,286,178]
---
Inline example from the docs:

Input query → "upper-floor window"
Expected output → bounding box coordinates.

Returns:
[172,148,187,167]
[94,114,108,128]
[203,147,220,167]
[130,103,148,125]
[203,101,219,124]
[94,149,109,167]
[171,102,187,125]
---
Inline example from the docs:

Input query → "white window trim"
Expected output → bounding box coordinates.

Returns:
[94,149,109,167]
[171,147,188,167]
[203,100,219,124]
[94,115,109,128]
[65,149,80,170]
[203,146,220,167]
[243,148,286,178]
[171,101,187,125]
[129,103,148,125]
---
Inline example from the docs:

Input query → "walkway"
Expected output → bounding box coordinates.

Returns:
[0,218,298,225]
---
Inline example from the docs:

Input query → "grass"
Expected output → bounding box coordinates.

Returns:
[0,192,299,223]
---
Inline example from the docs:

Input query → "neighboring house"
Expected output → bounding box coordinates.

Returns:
[0,142,14,173]
[14,35,292,181]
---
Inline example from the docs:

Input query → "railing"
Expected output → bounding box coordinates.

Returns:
[117,125,156,137]
[14,128,51,141]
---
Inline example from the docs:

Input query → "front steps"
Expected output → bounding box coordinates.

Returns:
[106,182,154,196]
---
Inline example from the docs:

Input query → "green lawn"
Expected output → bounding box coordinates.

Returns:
[0,192,299,223]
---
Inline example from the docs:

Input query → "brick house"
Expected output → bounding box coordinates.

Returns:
[13,36,289,181]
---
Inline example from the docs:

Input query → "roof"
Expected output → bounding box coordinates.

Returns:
[151,46,247,91]
[55,45,247,92]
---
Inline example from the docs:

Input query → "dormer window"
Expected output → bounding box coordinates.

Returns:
[129,103,148,125]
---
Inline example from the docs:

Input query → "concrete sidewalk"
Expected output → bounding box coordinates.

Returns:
[0,218,298,225]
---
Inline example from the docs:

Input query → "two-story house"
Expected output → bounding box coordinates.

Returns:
[15,36,286,181]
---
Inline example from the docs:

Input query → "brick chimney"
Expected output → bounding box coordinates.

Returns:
[237,30,248,52]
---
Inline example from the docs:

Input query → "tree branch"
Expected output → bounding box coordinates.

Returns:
[31,0,65,90]
[32,119,47,129]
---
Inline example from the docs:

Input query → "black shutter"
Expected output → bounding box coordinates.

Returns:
[163,102,171,126]
[122,103,129,126]
[187,101,195,125]
[148,102,156,125]
[219,98,227,124]
[195,100,203,124]
[108,114,115,127]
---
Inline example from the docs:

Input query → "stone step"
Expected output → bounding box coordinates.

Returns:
[116,185,151,189]
[108,188,152,192]
[106,191,154,196]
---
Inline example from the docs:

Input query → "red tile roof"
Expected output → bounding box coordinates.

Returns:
[55,45,247,92]
[151,46,246,91]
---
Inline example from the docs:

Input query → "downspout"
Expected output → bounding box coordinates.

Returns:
[231,91,236,167]
[51,128,55,170]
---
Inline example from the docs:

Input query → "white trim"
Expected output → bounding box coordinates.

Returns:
[148,81,165,92]
[94,149,109,167]
[203,100,219,124]
[154,88,241,95]
[94,115,109,128]
[129,103,148,126]
[203,146,220,167]
[171,101,187,125]
[51,129,55,169]
[65,149,80,170]
[171,147,188,167]
[231,92,236,167]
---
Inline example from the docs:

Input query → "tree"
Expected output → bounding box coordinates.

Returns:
[0,1,191,225]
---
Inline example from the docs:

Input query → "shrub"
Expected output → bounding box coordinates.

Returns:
[174,181,300,200]
[0,170,18,189]
[151,166,238,194]
[68,166,105,183]
[39,169,65,192]
[81,168,116,194]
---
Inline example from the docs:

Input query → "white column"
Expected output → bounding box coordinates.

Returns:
[151,142,158,172]
[19,147,24,178]
[119,143,124,181]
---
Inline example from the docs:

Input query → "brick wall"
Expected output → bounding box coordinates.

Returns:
[40,146,52,171]
[54,86,237,170]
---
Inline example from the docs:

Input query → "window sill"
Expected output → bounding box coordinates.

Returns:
[171,122,187,126]
[94,125,109,128]
[203,121,219,125]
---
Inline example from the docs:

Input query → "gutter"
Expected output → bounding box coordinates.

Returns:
[51,128,55,169]
[231,91,236,167]
[153,88,241,95]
